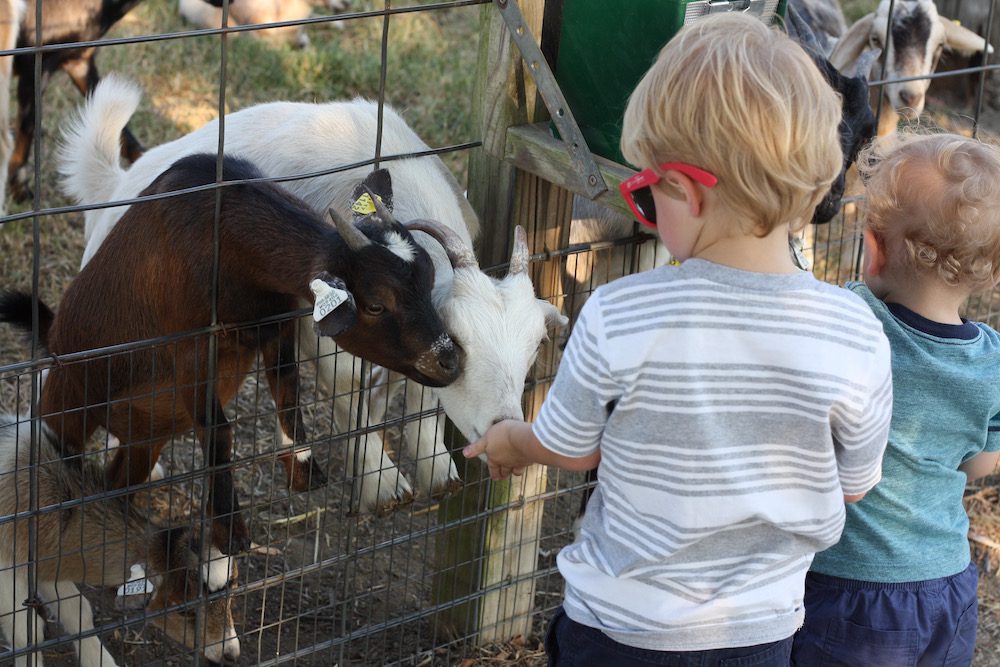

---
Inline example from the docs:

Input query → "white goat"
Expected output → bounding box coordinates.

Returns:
[179,0,350,48]
[61,76,567,514]
[830,0,994,136]
[0,413,239,666]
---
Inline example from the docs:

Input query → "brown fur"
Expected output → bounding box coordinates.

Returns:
[9,154,460,555]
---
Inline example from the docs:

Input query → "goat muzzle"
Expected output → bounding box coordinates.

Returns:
[412,334,464,387]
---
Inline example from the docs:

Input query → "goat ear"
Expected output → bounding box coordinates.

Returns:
[939,16,994,56]
[351,169,394,219]
[310,273,358,338]
[538,299,569,331]
[830,13,875,73]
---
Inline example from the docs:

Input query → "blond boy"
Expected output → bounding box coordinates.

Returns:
[793,133,1000,666]
[464,13,892,665]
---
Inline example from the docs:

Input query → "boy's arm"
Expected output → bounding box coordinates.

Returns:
[463,419,601,481]
[960,450,1000,483]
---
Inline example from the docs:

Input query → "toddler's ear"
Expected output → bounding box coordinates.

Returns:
[862,228,887,276]
[662,170,703,217]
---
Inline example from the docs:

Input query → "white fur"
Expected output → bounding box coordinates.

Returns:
[62,77,566,514]
[201,547,233,593]
[382,230,417,263]
[205,621,241,664]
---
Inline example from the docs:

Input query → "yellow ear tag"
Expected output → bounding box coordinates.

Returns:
[351,192,383,216]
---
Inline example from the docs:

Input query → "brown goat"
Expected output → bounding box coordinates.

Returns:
[8,0,228,203]
[0,154,464,554]
[0,412,239,666]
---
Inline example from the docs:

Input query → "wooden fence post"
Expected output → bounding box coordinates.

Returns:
[433,0,573,644]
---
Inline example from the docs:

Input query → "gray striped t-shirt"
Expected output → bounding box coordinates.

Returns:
[534,258,892,651]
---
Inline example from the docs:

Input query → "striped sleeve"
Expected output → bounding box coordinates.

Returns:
[832,332,892,495]
[533,292,620,458]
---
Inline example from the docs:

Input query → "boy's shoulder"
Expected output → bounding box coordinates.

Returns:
[597,260,878,313]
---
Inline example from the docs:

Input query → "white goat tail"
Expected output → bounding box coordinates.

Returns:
[58,74,142,241]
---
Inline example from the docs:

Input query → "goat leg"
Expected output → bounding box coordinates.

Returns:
[7,57,47,203]
[105,438,166,491]
[193,396,251,555]
[263,326,327,492]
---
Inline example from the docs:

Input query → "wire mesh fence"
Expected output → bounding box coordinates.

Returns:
[0,0,998,665]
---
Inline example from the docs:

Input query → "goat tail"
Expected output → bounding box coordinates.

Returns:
[58,73,143,210]
[0,291,55,348]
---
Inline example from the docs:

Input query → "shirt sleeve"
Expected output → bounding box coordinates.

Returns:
[532,291,619,459]
[985,412,1000,452]
[831,331,893,496]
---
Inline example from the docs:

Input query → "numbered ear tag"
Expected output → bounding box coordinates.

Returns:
[310,279,350,322]
[351,192,381,216]
[116,564,154,597]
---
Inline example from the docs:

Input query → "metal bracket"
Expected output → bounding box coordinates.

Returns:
[494,0,608,199]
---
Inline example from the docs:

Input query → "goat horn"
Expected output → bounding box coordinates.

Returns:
[507,225,529,276]
[330,207,372,251]
[365,185,396,228]
[852,46,882,80]
[402,219,478,270]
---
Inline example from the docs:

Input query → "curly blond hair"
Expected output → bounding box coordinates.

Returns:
[858,132,1000,290]
[620,13,842,235]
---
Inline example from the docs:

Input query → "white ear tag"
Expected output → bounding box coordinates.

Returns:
[116,563,154,597]
[310,279,350,322]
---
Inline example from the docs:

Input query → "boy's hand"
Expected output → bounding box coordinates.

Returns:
[463,420,530,481]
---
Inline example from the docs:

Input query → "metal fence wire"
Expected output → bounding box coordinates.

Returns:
[0,0,998,665]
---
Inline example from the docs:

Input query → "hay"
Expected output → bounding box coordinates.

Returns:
[966,483,1000,575]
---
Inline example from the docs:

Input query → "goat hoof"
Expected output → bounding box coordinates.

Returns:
[374,489,414,517]
[288,457,328,493]
[8,178,32,204]
[430,477,464,500]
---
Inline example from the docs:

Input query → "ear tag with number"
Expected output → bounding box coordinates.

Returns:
[351,192,383,216]
[310,279,350,322]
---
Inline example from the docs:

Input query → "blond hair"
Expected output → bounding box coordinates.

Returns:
[620,13,842,234]
[858,132,1000,290]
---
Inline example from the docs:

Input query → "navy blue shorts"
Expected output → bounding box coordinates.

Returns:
[544,606,794,666]
[791,561,978,667]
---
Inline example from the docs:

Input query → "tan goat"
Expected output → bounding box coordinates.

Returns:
[0,413,239,666]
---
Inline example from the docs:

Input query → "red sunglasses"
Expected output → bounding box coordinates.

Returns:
[619,162,718,229]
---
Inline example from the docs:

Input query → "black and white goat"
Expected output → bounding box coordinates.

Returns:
[0,413,239,666]
[786,4,881,224]
[61,75,567,513]
[1,152,463,552]
[830,0,994,136]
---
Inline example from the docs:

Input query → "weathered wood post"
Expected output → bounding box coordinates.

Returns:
[432,0,575,643]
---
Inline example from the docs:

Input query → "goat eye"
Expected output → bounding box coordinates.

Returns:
[365,304,385,316]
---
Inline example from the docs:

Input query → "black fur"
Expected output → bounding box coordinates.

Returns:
[0,290,55,347]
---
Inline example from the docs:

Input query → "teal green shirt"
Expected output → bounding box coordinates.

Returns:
[811,283,1000,582]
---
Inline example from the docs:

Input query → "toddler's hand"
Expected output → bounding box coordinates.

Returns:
[463,420,529,481]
